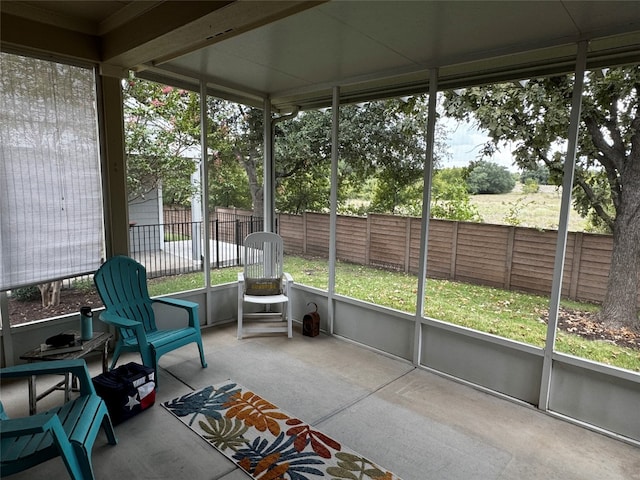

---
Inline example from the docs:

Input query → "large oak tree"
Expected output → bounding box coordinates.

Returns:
[442,66,640,331]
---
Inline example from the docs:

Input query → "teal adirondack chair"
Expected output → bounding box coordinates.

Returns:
[0,359,117,479]
[94,256,207,382]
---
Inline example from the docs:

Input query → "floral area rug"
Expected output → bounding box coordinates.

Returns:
[162,381,402,480]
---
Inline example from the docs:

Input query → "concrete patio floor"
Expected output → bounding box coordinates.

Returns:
[2,322,638,479]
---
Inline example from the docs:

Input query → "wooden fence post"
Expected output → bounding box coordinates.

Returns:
[450,221,459,280]
[404,217,411,273]
[303,211,307,255]
[505,226,516,289]
[366,214,371,266]
[569,232,583,300]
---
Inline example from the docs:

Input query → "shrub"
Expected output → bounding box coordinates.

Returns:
[467,161,516,194]
[428,169,481,221]
[520,164,550,184]
[73,278,97,294]
[503,198,535,226]
[522,178,540,194]
[12,286,40,302]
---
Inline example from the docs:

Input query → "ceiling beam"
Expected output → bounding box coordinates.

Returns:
[1,13,100,62]
[1,1,323,75]
[102,1,324,71]
[101,1,234,65]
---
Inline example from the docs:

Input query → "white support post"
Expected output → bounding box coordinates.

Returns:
[413,69,438,365]
[200,80,212,323]
[539,41,587,409]
[191,164,203,265]
[0,291,15,366]
[98,75,129,257]
[263,98,274,233]
[328,86,340,335]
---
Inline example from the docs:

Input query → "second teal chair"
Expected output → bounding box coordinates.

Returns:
[94,256,207,384]
[0,359,117,479]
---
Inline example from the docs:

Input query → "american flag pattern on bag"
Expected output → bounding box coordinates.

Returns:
[93,362,156,424]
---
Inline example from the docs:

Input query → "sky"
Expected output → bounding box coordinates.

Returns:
[440,116,518,172]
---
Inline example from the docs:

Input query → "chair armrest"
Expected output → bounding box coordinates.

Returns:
[0,412,59,437]
[0,359,95,396]
[238,272,245,304]
[99,311,140,329]
[100,311,150,346]
[283,272,293,295]
[153,297,200,330]
[153,297,197,310]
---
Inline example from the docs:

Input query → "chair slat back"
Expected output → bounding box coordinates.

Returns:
[244,232,284,281]
[1,419,58,469]
[94,256,157,337]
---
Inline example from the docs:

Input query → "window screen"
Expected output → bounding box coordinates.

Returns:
[0,53,105,290]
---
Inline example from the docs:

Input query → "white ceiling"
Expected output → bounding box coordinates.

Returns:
[141,0,640,110]
[3,1,640,111]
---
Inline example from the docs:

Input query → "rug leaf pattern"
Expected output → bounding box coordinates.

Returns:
[162,381,402,480]
[200,416,249,451]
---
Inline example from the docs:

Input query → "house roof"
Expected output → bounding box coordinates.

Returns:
[2,1,640,111]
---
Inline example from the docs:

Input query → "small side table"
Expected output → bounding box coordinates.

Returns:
[20,330,112,414]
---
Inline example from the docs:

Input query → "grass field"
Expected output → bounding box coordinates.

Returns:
[470,184,589,231]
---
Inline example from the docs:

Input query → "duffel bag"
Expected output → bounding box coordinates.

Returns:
[92,362,156,424]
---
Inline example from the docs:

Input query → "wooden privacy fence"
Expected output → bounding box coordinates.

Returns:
[277,212,616,304]
[186,208,616,304]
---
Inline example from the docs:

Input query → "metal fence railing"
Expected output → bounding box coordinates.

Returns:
[130,214,263,279]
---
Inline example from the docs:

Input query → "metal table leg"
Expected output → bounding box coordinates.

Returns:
[28,374,36,415]
[101,339,109,373]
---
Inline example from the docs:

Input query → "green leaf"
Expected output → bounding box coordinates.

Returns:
[325,466,359,479]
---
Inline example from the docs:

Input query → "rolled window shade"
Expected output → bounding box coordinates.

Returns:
[0,53,104,290]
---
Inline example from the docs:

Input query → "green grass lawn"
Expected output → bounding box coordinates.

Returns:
[150,255,639,372]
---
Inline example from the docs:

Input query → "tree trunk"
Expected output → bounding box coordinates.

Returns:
[599,171,640,332]
[241,155,263,217]
[253,189,264,220]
